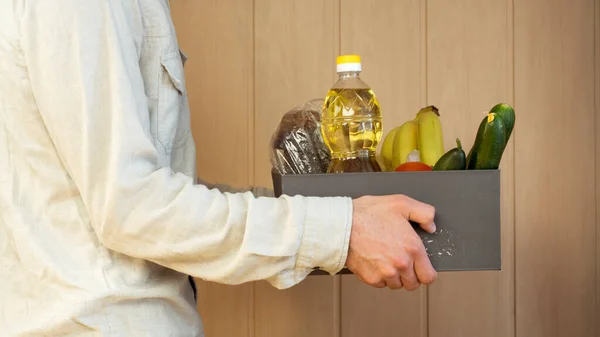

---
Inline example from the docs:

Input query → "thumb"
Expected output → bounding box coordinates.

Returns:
[404,198,436,233]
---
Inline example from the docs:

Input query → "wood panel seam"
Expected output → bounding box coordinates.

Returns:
[421,0,428,107]
[250,1,256,337]
[338,0,342,60]
[509,0,517,335]
[334,2,342,337]
[333,277,341,337]
[249,0,256,190]
[420,0,429,335]
[595,0,599,335]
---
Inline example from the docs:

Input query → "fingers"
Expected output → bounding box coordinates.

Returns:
[355,257,435,291]
[348,259,388,289]
[390,249,420,291]
[382,260,422,291]
[395,231,434,290]
[381,258,430,291]
[398,262,420,291]
[384,253,420,291]
[356,273,387,288]
[401,198,437,285]
[383,277,403,290]
[381,266,403,290]
[413,244,438,285]
[398,195,437,234]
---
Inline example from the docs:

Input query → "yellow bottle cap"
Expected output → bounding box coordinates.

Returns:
[336,55,361,64]
[336,55,362,73]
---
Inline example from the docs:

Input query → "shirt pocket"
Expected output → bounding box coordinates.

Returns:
[157,50,191,153]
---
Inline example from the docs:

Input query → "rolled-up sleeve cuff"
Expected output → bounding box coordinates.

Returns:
[297,196,353,274]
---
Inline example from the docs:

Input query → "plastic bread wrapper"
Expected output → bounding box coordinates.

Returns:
[269,99,331,175]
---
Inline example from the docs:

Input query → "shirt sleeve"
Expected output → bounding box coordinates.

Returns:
[19,0,352,289]
[197,177,275,198]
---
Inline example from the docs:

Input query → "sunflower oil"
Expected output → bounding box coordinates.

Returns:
[321,55,383,173]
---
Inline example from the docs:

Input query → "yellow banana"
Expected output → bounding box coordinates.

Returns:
[416,106,445,167]
[380,126,401,170]
[391,119,419,169]
[375,155,388,172]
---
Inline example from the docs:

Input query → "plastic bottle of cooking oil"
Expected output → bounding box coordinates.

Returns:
[321,55,383,173]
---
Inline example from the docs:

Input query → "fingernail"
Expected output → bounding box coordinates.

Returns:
[430,222,437,233]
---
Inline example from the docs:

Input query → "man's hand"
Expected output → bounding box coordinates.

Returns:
[346,195,438,290]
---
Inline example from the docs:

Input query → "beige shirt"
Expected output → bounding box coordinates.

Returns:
[0,1,353,336]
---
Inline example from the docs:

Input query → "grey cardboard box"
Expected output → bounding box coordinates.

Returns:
[271,170,501,273]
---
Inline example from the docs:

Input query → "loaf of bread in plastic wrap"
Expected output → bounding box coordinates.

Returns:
[270,99,330,175]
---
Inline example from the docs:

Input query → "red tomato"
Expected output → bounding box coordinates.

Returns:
[394,162,433,172]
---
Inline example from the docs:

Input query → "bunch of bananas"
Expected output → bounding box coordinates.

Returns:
[380,106,445,171]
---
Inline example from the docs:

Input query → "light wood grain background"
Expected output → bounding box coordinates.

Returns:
[170,0,599,336]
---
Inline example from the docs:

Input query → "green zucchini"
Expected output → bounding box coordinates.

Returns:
[490,103,515,145]
[433,138,466,171]
[466,113,507,170]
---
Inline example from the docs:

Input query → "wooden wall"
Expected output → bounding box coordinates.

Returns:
[170,0,599,336]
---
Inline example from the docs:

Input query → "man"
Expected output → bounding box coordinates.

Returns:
[0,1,438,336]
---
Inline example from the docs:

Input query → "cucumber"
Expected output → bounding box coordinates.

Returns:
[466,113,507,170]
[433,138,466,171]
[490,103,515,144]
